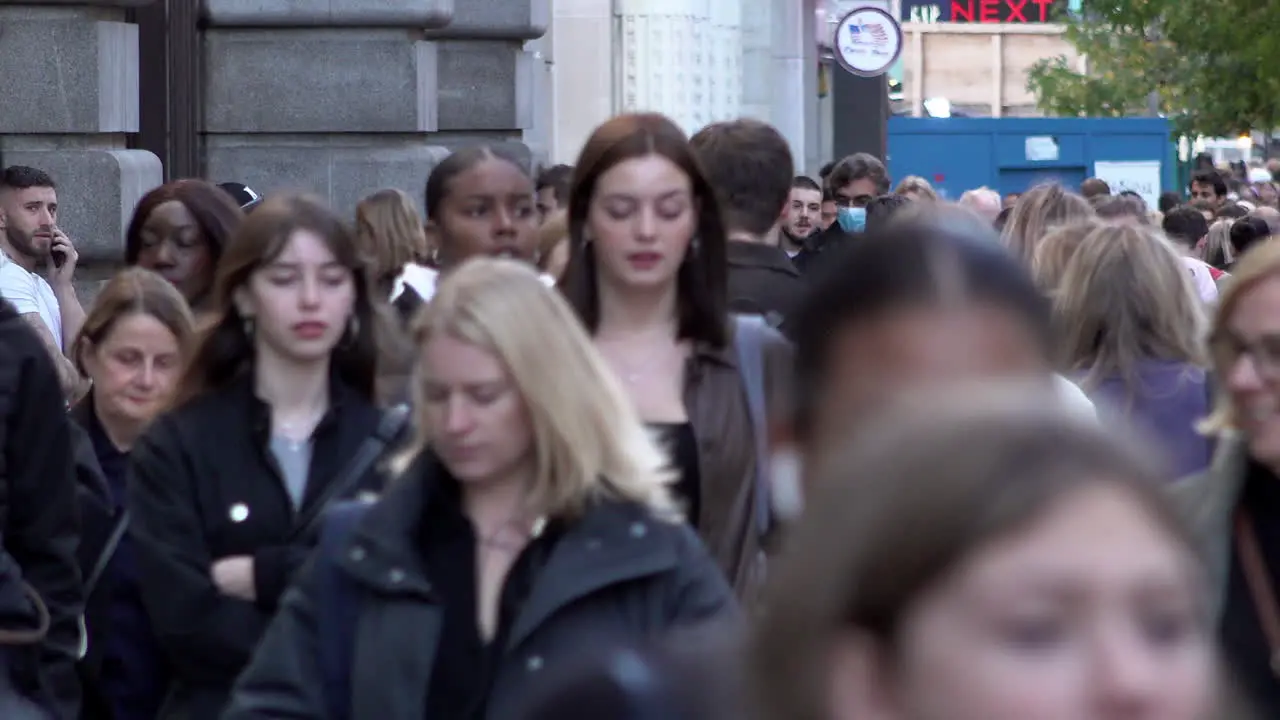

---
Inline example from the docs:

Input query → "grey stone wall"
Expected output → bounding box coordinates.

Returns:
[200,0,548,217]
[0,0,548,306]
[0,0,162,275]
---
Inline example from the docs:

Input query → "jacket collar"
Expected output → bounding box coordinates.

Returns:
[726,240,800,278]
[336,453,684,650]
[215,367,354,443]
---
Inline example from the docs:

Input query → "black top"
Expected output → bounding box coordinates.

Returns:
[420,476,562,719]
[1222,459,1280,716]
[651,423,701,528]
[725,241,804,339]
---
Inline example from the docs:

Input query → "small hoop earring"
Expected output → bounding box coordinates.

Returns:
[242,316,255,338]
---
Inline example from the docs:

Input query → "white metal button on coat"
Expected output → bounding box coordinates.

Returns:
[525,655,544,672]
[349,546,366,562]
[388,568,405,584]
[629,522,647,538]
[229,503,250,523]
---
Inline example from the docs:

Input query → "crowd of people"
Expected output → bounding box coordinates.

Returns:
[0,112,1277,719]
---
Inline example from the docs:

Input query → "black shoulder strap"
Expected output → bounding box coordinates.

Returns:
[84,510,129,599]
[289,404,412,543]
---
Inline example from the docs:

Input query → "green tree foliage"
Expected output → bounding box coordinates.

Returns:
[1027,0,1280,137]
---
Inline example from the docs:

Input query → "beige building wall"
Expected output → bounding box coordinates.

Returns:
[900,23,1085,117]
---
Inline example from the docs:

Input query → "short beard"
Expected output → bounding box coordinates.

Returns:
[4,225,42,262]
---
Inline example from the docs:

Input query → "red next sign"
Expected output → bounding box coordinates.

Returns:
[950,0,1060,22]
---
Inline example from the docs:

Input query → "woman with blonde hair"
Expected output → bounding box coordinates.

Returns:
[71,268,196,719]
[354,188,433,303]
[1173,240,1280,714]
[1053,223,1211,476]
[752,387,1224,720]
[223,257,735,720]
[1001,182,1096,264]
[892,175,937,202]
[1030,220,1102,295]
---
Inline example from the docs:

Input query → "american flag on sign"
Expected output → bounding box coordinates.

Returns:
[849,22,890,45]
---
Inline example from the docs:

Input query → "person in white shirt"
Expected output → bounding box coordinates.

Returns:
[0,166,86,398]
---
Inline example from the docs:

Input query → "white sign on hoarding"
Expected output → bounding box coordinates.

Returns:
[832,6,904,78]
[1093,161,1162,210]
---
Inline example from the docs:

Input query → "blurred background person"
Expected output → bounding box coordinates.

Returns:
[1178,240,1280,715]
[1051,224,1212,477]
[781,176,822,257]
[892,175,937,202]
[753,390,1222,720]
[957,186,1002,226]
[354,188,431,307]
[1001,183,1096,266]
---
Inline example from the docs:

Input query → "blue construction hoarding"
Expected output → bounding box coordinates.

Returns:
[886,117,1176,202]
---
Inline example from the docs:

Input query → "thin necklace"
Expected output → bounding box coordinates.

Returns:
[598,330,678,385]
[1234,509,1280,676]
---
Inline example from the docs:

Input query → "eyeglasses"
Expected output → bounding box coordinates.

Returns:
[1213,331,1280,378]
[833,194,874,209]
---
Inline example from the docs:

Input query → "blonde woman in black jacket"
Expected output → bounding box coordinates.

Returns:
[224,258,736,720]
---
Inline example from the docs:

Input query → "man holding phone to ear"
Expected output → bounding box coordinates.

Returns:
[0,166,87,400]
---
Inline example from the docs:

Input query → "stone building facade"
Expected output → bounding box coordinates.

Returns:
[0,0,544,286]
[543,0,822,174]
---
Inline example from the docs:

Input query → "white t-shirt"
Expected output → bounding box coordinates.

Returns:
[1054,374,1098,421]
[0,253,62,349]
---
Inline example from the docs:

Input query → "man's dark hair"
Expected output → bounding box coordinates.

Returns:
[827,153,890,195]
[1231,215,1271,256]
[689,119,795,236]
[1190,170,1228,197]
[790,215,1050,439]
[0,166,56,191]
[821,187,836,203]
[535,164,574,205]
[864,194,911,233]
[1157,191,1183,214]
[1079,177,1111,199]
[818,161,836,182]
[1215,202,1249,220]
[1162,207,1209,249]
[792,176,821,193]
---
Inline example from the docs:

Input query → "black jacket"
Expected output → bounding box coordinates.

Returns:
[222,455,738,720]
[0,299,84,718]
[725,241,805,339]
[127,372,384,720]
[791,223,853,275]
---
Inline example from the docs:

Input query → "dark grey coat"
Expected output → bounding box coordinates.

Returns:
[221,459,738,720]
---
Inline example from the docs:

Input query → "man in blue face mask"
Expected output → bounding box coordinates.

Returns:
[792,153,889,274]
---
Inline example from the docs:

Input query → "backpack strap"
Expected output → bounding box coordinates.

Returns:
[315,501,371,720]
[732,315,772,538]
[289,404,410,543]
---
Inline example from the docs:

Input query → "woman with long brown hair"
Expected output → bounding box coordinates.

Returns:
[560,113,792,600]
[128,194,394,720]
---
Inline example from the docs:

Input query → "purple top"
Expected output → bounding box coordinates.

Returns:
[1080,360,1214,478]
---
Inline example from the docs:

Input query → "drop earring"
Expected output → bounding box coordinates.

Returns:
[242,316,255,338]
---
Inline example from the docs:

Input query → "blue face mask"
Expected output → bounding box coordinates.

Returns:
[837,206,866,234]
